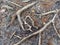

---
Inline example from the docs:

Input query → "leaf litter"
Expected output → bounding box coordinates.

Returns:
[0,0,60,45]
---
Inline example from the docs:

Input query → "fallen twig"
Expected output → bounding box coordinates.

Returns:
[14,19,52,45]
[52,22,60,38]
[25,15,34,26]
[10,31,22,39]
[14,35,22,39]
[39,33,41,45]
[1,5,13,10]
[7,1,22,8]
[51,9,60,38]
[36,9,60,16]
[13,9,58,45]
[23,18,33,32]
[10,31,16,39]
[6,13,16,28]
[16,1,37,31]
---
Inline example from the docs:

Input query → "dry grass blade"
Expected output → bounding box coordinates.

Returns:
[14,10,58,45]
[16,1,37,31]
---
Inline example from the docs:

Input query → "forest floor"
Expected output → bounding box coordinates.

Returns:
[0,0,60,45]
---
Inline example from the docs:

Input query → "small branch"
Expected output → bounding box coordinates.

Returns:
[23,18,33,32]
[36,9,60,16]
[39,33,41,45]
[1,5,13,10]
[7,1,22,8]
[51,10,60,38]
[17,15,25,30]
[52,22,60,38]
[25,15,38,29]
[13,17,52,45]
[7,13,16,28]
[16,1,37,15]
[10,31,22,39]
[10,31,16,39]
[13,10,58,45]
[16,1,37,31]
[14,35,22,39]
[26,24,33,32]
[25,15,34,26]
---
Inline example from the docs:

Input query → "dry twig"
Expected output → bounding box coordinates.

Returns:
[7,13,16,28]
[13,9,58,45]
[7,1,37,30]
[52,22,60,38]
[23,18,33,32]
[14,19,52,45]
[36,9,60,16]
[25,15,34,26]
[1,5,13,10]
[10,31,16,39]
[14,35,22,39]
[16,1,37,31]
[10,31,22,39]
[39,33,41,45]
[7,1,22,8]
[51,9,60,38]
